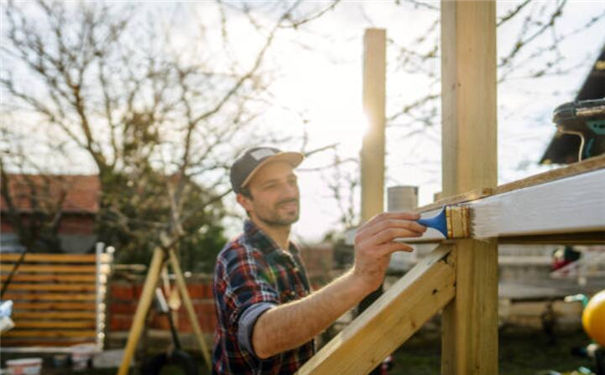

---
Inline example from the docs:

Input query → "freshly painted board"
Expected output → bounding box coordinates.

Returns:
[471,168,605,238]
[408,168,605,243]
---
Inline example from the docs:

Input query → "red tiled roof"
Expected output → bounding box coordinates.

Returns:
[1,174,100,214]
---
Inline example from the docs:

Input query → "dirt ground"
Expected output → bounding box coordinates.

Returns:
[391,329,595,375]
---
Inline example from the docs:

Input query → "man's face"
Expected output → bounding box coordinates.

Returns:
[237,161,300,227]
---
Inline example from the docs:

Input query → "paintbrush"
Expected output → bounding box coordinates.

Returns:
[417,206,472,238]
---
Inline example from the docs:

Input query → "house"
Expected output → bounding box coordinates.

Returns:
[0,174,99,253]
[540,44,605,164]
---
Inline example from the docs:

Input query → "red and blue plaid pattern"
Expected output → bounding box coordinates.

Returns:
[212,220,315,374]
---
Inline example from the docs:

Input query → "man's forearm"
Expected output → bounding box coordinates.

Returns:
[252,269,370,359]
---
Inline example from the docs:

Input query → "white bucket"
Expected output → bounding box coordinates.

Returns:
[5,358,42,375]
[70,343,97,371]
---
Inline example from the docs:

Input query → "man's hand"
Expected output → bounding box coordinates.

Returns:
[250,211,426,359]
[352,212,426,293]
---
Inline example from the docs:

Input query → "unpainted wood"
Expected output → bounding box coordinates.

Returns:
[3,330,97,338]
[2,283,96,292]
[361,28,386,221]
[11,320,96,329]
[297,245,455,375]
[440,1,499,374]
[0,253,111,263]
[0,340,94,348]
[2,293,96,301]
[441,239,499,375]
[12,302,96,310]
[168,248,212,370]
[1,274,97,282]
[117,247,165,375]
[13,311,97,319]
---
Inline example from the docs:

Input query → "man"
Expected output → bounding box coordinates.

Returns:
[212,147,426,374]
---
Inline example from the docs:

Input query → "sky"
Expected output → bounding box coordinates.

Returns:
[241,1,605,242]
[3,1,604,244]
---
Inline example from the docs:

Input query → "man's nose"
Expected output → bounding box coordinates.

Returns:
[282,182,299,198]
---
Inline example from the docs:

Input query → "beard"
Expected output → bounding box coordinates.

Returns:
[256,198,300,227]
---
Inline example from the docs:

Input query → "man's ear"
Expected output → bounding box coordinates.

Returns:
[236,193,253,213]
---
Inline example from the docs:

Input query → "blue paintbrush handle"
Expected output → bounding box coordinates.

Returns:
[417,207,448,238]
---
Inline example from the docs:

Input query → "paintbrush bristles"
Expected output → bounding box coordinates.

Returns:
[445,206,471,238]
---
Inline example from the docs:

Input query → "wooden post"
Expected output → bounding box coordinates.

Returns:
[440,1,499,374]
[117,247,165,375]
[361,28,386,222]
[167,248,212,370]
[358,29,387,359]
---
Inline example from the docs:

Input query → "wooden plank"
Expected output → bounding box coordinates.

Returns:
[361,28,386,221]
[417,155,605,213]
[0,264,97,273]
[11,320,96,329]
[406,168,605,243]
[2,283,96,292]
[13,311,97,320]
[3,293,96,301]
[0,340,95,349]
[169,247,212,369]
[442,240,499,375]
[2,330,96,338]
[297,245,455,375]
[494,154,605,195]
[13,302,96,311]
[471,169,605,238]
[440,1,498,375]
[1,274,96,282]
[0,253,99,263]
[118,247,165,375]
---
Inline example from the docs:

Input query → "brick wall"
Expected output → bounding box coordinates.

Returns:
[108,277,217,337]
[107,244,335,342]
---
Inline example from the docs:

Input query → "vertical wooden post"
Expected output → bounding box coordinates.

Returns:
[358,30,387,373]
[440,1,498,374]
[117,247,165,375]
[361,28,386,222]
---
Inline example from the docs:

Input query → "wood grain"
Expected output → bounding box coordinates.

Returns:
[2,330,96,338]
[440,1,499,374]
[297,245,455,375]
[361,28,386,221]
[12,311,97,320]
[0,253,111,263]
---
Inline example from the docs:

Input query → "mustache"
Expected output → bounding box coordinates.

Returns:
[277,198,298,206]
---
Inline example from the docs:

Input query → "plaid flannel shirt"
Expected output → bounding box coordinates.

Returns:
[212,220,315,374]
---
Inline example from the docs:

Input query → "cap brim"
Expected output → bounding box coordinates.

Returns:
[240,152,304,189]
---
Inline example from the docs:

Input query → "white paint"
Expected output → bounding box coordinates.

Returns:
[471,169,605,238]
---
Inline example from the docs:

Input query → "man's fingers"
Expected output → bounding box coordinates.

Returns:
[357,219,426,243]
[356,211,421,237]
[376,241,414,256]
[372,227,423,244]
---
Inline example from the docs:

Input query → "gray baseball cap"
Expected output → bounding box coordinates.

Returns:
[230,147,304,194]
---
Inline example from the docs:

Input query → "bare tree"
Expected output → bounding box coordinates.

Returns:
[1,0,340,266]
[320,0,605,230]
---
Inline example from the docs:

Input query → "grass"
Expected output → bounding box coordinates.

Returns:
[391,329,593,375]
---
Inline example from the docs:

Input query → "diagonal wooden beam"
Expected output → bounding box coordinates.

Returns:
[297,245,455,375]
